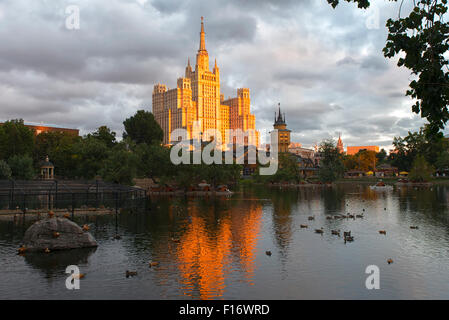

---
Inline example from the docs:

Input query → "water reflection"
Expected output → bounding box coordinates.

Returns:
[1,184,449,299]
[174,199,262,299]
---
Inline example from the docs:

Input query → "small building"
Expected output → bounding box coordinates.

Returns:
[375,164,398,177]
[346,145,380,155]
[345,170,365,178]
[40,156,54,180]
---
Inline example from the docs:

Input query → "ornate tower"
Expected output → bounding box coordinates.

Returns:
[273,103,291,153]
[337,133,344,154]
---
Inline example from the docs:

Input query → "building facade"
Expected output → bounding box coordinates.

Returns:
[0,122,79,136]
[152,17,258,147]
[337,134,344,153]
[346,145,380,155]
[272,104,291,153]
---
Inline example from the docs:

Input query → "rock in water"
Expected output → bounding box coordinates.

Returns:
[23,218,98,252]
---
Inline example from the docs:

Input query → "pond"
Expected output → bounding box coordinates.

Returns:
[1,184,448,299]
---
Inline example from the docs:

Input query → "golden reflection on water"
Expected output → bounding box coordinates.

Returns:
[175,200,263,299]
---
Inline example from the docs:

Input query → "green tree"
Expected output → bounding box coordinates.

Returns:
[0,160,12,179]
[318,139,344,183]
[123,110,163,145]
[376,149,387,164]
[74,136,109,179]
[135,143,174,181]
[328,0,449,138]
[88,126,117,148]
[8,155,35,180]
[34,131,81,178]
[100,143,138,185]
[408,154,435,182]
[435,150,449,170]
[0,119,35,159]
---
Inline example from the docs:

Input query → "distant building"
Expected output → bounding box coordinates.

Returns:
[288,143,315,159]
[272,104,291,153]
[152,17,259,147]
[337,134,344,154]
[0,122,79,136]
[346,145,379,155]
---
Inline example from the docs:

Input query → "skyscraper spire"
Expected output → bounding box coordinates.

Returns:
[199,16,206,52]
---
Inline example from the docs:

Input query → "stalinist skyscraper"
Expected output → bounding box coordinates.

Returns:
[152,17,258,147]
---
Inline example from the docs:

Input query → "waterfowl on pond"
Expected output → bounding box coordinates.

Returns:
[410,226,419,229]
[18,245,27,255]
[149,261,159,267]
[348,214,355,219]
[344,235,354,243]
[343,231,351,238]
[387,258,393,264]
[308,216,315,221]
[331,230,340,236]
[379,230,387,235]
[314,228,324,234]
[126,271,137,278]
[82,224,90,231]
[265,251,272,256]
[300,224,308,228]
[356,214,364,218]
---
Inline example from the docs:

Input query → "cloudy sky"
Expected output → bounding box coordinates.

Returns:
[0,0,446,150]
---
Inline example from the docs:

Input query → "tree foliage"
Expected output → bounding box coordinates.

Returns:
[408,154,435,181]
[123,110,163,145]
[328,0,449,137]
[0,119,35,158]
[318,139,345,182]
[8,155,35,180]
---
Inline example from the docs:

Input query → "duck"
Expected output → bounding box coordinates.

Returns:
[314,228,324,234]
[171,237,181,243]
[356,214,364,218]
[149,261,159,267]
[52,232,60,238]
[308,216,315,221]
[265,251,272,256]
[410,226,419,229]
[348,214,355,219]
[126,270,137,278]
[44,248,51,253]
[300,224,308,228]
[387,258,394,264]
[379,230,387,235]
[343,231,351,238]
[331,230,341,236]
[18,245,27,255]
[82,224,90,231]
[344,235,354,243]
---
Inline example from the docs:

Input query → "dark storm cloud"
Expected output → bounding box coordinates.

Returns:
[0,0,440,147]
